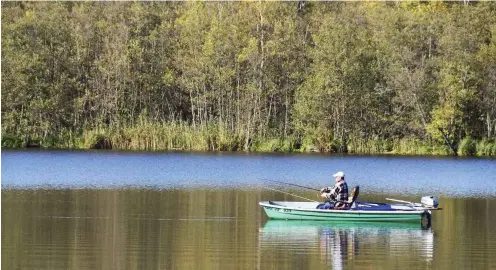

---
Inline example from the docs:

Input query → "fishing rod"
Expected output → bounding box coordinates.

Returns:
[262,186,319,202]
[262,179,320,192]
[386,198,414,205]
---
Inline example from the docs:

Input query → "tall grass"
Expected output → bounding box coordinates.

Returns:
[86,121,246,151]
[2,123,496,156]
[458,137,476,156]
[315,136,453,156]
[475,139,496,156]
[1,135,24,148]
[347,137,393,154]
[250,137,298,152]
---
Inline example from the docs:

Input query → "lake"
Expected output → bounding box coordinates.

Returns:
[2,150,496,269]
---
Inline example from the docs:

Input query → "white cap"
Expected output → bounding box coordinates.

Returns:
[333,171,345,178]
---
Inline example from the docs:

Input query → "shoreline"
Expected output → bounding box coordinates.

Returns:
[2,133,495,157]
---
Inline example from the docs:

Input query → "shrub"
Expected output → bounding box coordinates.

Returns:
[458,137,476,156]
[84,130,112,149]
[1,135,23,148]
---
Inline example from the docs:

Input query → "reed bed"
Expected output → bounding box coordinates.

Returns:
[2,123,496,156]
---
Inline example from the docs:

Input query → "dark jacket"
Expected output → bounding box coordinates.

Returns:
[322,180,349,202]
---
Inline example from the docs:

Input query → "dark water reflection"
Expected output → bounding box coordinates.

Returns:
[2,189,496,269]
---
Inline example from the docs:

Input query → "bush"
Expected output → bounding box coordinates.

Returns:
[281,137,298,152]
[1,135,23,148]
[476,139,491,156]
[300,135,318,152]
[330,139,347,153]
[84,130,112,149]
[39,136,58,148]
[475,139,496,156]
[458,137,476,156]
[251,138,281,152]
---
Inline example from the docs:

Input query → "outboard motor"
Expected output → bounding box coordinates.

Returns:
[421,196,439,208]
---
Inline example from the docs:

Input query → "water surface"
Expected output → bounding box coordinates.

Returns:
[2,150,496,269]
[2,149,495,197]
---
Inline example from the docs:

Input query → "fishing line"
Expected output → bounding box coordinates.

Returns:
[261,186,319,202]
[261,178,320,192]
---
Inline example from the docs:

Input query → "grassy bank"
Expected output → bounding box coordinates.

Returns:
[2,123,496,156]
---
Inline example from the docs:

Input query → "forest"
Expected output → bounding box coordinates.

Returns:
[2,1,496,156]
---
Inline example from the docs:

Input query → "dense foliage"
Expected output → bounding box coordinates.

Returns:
[2,1,496,155]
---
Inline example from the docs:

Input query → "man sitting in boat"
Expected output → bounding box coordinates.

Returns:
[317,171,349,209]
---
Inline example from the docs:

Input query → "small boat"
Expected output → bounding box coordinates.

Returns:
[259,189,440,223]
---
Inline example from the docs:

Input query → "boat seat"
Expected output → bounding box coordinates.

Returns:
[333,185,360,210]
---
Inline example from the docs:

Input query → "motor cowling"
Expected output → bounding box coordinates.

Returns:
[421,196,439,208]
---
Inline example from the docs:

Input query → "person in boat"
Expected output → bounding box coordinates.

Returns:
[317,171,349,209]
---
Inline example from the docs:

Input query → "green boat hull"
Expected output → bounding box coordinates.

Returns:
[262,205,424,222]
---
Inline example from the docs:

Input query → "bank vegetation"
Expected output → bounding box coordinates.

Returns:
[2,1,496,156]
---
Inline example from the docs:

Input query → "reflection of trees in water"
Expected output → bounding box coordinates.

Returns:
[318,225,434,268]
[259,221,434,269]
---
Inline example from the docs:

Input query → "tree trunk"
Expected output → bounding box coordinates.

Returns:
[438,128,458,156]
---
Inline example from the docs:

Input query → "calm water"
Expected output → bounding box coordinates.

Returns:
[2,150,496,269]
